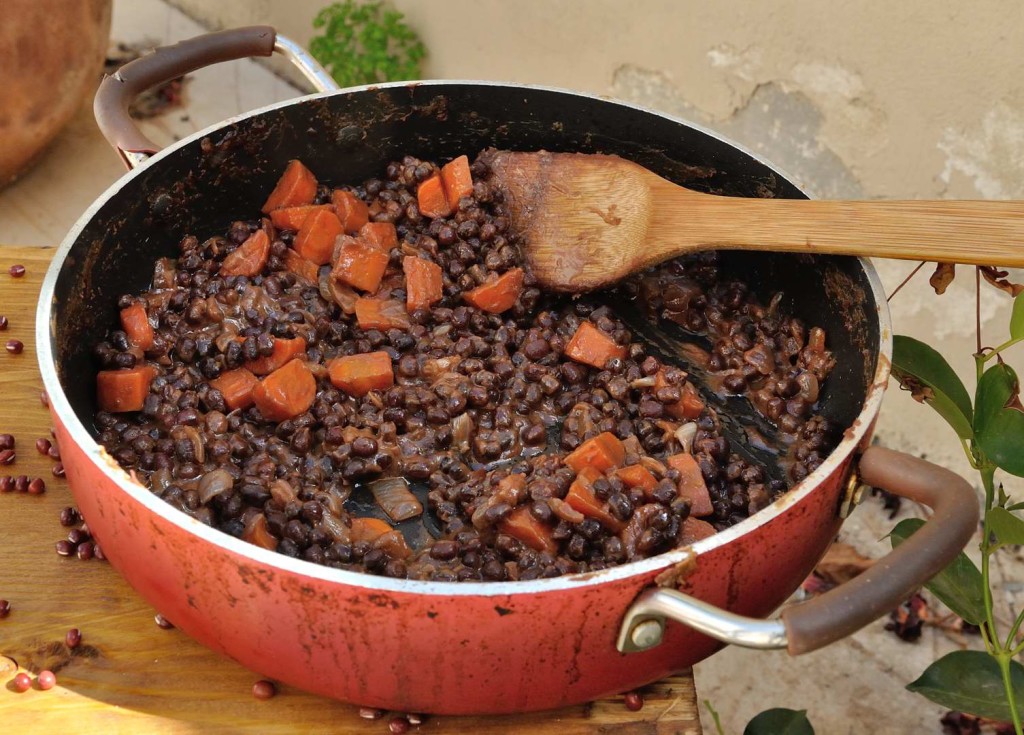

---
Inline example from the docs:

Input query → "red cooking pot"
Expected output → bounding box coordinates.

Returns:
[37,27,979,714]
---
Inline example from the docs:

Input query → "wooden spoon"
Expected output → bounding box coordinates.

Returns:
[482,149,1024,292]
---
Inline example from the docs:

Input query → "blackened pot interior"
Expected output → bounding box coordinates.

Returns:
[51,83,879,459]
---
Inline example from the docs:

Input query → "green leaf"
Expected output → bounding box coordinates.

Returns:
[907,650,1024,722]
[892,335,974,439]
[889,519,984,624]
[1005,500,1024,512]
[1010,293,1024,340]
[989,507,1024,546]
[744,709,814,735]
[975,363,1024,476]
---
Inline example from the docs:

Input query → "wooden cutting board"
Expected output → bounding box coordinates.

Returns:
[0,246,702,734]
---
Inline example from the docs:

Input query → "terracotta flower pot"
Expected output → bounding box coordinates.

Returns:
[0,0,112,186]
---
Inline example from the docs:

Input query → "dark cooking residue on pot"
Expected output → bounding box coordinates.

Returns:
[91,153,837,581]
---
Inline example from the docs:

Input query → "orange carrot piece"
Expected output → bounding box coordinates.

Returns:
[209,367,259,411]
[441,155,473,204]
[563,431,625,474]
[293,207,343,265]
[417,173,452,218]
[565,466,625,532]
[262,160,317,213]
[564,321,627,369]
[119,303,154,351]
[667,453,713,517]
[244,336,307,376]
[403,256,444,313]
[499,506,557,554]
[269,204,332,231]
[615,464,657,494]
[678,382,705,420]
[96,365,156,413]
[220,229,270,277]
[350,517,393,544]
[656,371,704,420]
[679,517,717,544]
[332,189,369,233]
[463,268,524,314]
[331,238,389,293]
[328,351,395,397]
[282,248,320,283]
[359,222,398,252]
[354,298,411,331]
[252,358,316,422]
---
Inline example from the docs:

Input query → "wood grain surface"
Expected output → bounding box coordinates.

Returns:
[0,246,702,734]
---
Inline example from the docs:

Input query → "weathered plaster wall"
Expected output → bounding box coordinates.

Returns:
[169,0,1024,202]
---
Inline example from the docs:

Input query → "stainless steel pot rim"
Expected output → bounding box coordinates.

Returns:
[36,79,894,598]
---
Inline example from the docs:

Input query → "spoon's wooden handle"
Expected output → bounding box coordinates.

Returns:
[656,194,1024,266]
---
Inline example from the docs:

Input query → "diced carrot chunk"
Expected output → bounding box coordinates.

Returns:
[403,256,444,313]
[252,358,316,422]
[209,368,259,411]
[244,336,307,376]
[679,517,716,544]
[679,517,717,544]
[328,351,395,397]
[417,173,452,218]
[564,431,625,473]
[463,268,524,314]
[220,229,270,277]
[359,222,398,252]
[282,249,320,283]
[331,238,389,293]
[332,189,369,233]
[565,466,625,532]
[615,464,657,494]
[667,453,713,517]
[350,517,393,544]
[269,204,332,231]
[354,298,411,331]
[119,303,154,351]
[656,371,704,419]
[292,207,342,266]
[499,506,557,554]
[441,155,473,204]
[372,529,412,559]
[96,365,156,413]
[679,382,705,420]
[262,160,317,213]
[564,321,627,369]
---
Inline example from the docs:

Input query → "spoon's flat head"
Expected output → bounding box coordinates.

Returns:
[482,150,663,292]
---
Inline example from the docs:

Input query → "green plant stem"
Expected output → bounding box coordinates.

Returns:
[703,699,726,735]
[986,337,1024,360]
[1006,606,1024,652]
[978,460,1023,735]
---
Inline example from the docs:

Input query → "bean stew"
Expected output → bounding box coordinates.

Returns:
[91,152,837,582]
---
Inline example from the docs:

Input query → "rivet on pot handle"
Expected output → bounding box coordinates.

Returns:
[94,27,339,169]
[618,446,980,656]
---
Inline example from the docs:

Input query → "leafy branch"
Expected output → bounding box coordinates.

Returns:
[309,0,425,88]
[890,277,1024,732]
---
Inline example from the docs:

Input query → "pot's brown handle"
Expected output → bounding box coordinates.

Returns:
[781,445,979,653]
[94,27,337,169]
[617,446,980,656]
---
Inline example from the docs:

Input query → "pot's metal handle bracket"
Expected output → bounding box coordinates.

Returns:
[94,27,339,170]
[617,445,979,656]
[617,588,787,653]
